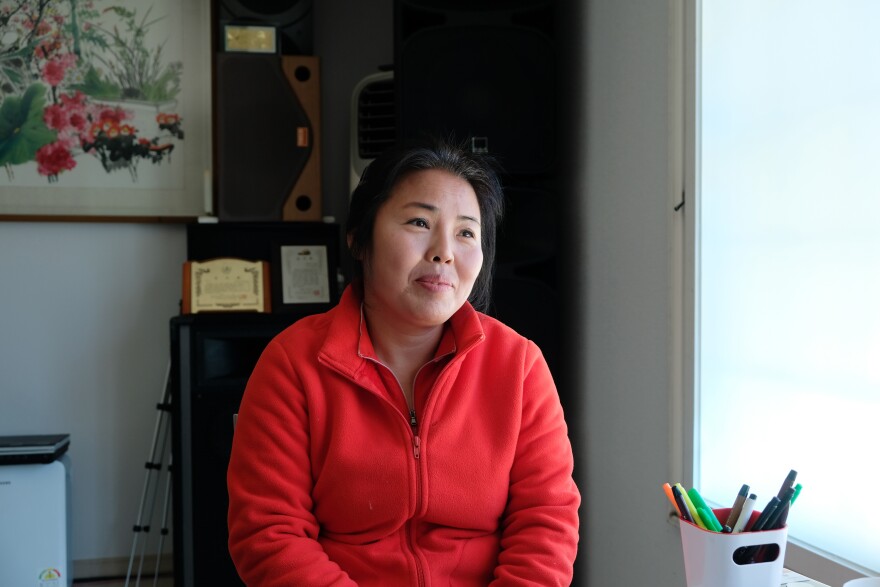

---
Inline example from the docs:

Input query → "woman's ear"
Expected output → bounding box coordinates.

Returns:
[346,232,361,260]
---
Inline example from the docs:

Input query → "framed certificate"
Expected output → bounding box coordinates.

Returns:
[278,245,331,306]
[182,258,271,314]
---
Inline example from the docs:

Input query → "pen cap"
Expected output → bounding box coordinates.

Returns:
[679,507,788,587]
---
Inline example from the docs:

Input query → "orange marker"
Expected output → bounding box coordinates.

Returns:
[662,482,682,516]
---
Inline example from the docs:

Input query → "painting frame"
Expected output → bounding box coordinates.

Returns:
[0,0,212,222]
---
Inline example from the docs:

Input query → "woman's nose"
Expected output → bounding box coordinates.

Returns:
[428,234,454,264]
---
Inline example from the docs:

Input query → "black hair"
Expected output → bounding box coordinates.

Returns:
[346,138,504,313]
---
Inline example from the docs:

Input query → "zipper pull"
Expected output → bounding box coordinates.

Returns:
[412,435,421,459]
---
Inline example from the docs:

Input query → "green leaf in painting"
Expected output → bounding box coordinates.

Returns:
[0,84,57,166]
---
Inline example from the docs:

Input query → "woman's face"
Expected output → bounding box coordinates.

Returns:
[362,168,484,332]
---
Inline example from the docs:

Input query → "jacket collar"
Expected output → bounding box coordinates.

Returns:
[318,284,485,379]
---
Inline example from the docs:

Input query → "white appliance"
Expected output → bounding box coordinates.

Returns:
[349,69,395,192]
[0,454,72,587]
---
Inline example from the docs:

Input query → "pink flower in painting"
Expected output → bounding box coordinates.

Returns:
[44,91,90,141]
[43,103,68,130]
[36,142,77,177]
[61,92,89,131]
[68,111,87,132]
[42,54,77,87]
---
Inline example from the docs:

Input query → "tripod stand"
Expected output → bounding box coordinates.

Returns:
[125,361,173,587]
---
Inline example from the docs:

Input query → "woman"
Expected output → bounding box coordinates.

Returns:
[227,140,580,586]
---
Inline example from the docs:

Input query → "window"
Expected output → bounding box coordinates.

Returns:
[691,0,880,578]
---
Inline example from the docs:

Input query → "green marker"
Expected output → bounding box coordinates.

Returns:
[790,483,803,506]
[688,487,723,532]
[698,506,724,532]
[676,483,707,530]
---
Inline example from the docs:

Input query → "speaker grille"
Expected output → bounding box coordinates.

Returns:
[357,75,395,160]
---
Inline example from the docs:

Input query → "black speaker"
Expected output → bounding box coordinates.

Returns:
[215,54,322,221]
[491,182,561,372]
[215,0,313,55]
[171,314,297,587]
[395,0,556,174]
[395,0,562,374]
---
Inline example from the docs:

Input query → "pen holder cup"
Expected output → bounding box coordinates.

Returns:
[679,507,787,587]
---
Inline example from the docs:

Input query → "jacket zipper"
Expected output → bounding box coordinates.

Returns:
[358,355,435,587]
[408,408,425,587]
[410,409,421,459]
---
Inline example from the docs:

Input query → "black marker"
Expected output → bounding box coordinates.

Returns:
[672,485,694,524]
[749,496,781,532]
[776,469,797,499]
[766,486,795,530]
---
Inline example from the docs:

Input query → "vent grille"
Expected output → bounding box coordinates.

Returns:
[357,75,395,159]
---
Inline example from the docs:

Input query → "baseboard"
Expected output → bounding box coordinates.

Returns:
[73,555,173,581]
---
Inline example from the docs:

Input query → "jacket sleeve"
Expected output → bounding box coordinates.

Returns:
[227,338,357,587]
[491,341,581,586]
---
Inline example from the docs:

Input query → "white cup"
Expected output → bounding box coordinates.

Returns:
[843,579,880,587]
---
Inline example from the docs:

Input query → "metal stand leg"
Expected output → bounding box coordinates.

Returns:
[125,361,172,587]
[152,457,173,586]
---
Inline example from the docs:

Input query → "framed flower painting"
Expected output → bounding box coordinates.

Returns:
[0,0,212,220]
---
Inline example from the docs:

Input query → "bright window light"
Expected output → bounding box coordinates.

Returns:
[697,0,880,573]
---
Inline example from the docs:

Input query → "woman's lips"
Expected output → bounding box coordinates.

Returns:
[416,275,453,291]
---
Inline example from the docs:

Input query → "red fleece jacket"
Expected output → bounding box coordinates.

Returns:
[227,286,580,586]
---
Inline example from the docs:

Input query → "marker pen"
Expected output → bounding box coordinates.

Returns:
[671,485,695,524]
[725,483,750,527]
[777,469,798,499]
[698,506,723,532]
[675,483,707,530]
[749,496,781,532]
[662,482,682,516]
[687,487,723,531]
[732,493,757,532]
[791,483,803,506]
[766,486,795,530]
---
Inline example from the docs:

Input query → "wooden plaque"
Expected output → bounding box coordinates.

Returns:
[182,258,271,314]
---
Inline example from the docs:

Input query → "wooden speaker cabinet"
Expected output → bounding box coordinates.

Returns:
[215,54,322,221]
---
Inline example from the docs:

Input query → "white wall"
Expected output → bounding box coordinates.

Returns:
[0,222,186,563]
[575,0,685,584]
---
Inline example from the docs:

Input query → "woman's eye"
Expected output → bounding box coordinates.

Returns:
[409,218,429,228]
[460,229,476,239]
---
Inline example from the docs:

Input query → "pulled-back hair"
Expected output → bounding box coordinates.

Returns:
[346,138,504,313]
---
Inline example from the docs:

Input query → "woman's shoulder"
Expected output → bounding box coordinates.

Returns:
[273,307,335,345]
[474,310,538,352]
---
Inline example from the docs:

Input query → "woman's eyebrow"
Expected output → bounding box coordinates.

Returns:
[402,201,481,225]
